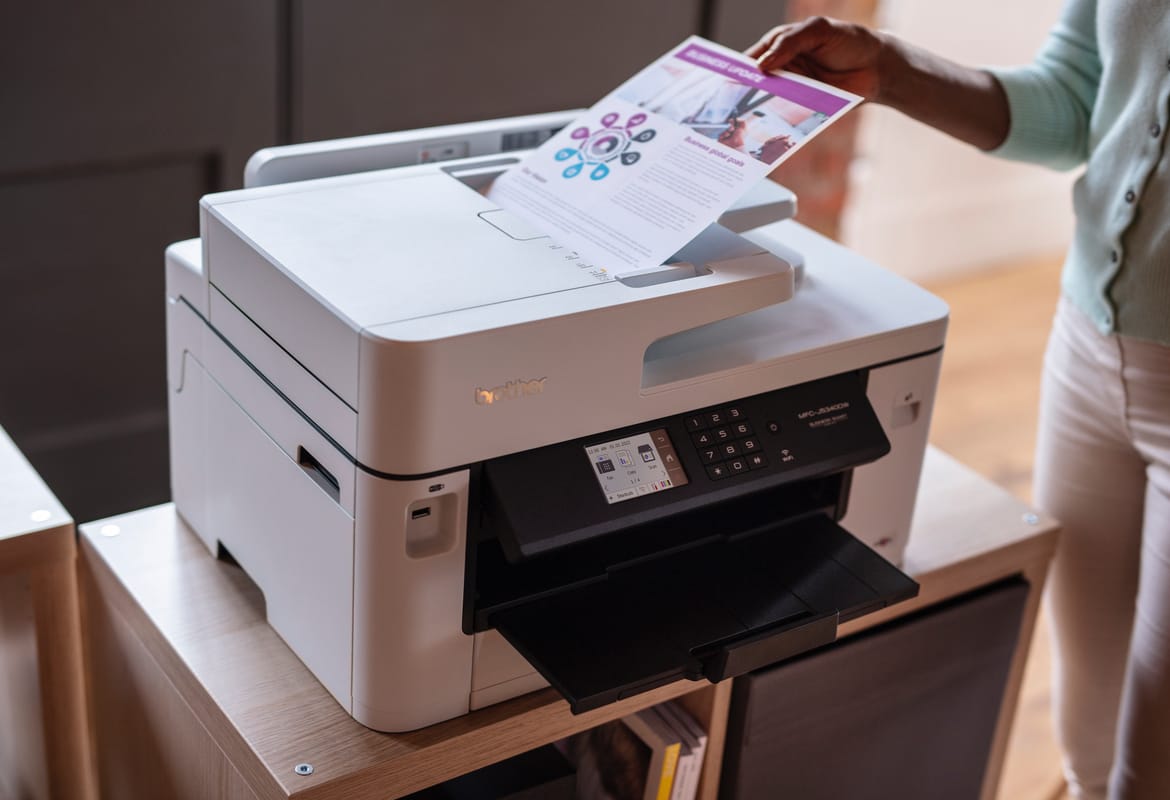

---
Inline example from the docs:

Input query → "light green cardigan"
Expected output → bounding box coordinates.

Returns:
[986,0,1170,344]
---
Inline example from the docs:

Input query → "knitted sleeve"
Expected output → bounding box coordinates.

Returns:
[982,0,1100,170]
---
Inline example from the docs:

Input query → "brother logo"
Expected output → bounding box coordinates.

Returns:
[474,378,547,406]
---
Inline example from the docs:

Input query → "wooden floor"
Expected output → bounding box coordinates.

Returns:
[924,256,1072,800]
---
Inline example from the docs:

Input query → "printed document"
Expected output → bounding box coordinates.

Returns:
[488,36,861,272]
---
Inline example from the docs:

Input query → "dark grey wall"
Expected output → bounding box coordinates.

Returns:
[0,0,785,523]
[0,1,279,521]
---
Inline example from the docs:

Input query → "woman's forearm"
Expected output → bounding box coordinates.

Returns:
[873,32,1010,151]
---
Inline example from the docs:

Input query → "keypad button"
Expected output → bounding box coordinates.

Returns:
[713,426,732,441]
[725,407,744,420]
[707,411,725,427]
[721,441,740,458]
[747,453,769,470]
[685,415,707,432]
[706,463,730,481]
[740,437,761,452]
[728,458,748,474]
[700,447,721,464]
[692,431,715,447]
[732,421,753,438]
[766,421,781,434]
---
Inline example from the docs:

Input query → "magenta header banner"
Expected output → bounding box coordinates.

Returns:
[675,42,851,116]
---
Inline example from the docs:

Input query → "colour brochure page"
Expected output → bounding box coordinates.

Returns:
[487,35,861,273]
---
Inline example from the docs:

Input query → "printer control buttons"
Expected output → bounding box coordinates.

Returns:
[692,431,715,447]
[740,437,761,453]
[685,415,706,432]
[766,421,781,435]
[732,422,753,438]
[725,407,744,421]
[747,453,769,470]
[713,427,732,442]
[700,447,721,464]
[707,411,725,427]
[721,442,740,458]
[728,458,749,474]
[706,463,730,480]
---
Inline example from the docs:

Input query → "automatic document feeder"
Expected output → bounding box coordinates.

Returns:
[165,112,949,732]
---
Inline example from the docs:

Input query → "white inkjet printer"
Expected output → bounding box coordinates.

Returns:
[165,111,949,732]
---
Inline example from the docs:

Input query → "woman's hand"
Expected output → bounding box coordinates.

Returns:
[748,16,1010,151]
[748,17,888,102]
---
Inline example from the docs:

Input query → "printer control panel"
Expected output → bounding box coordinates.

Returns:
[483,369,891,561]
[685,407,772,480]
[585,429,690,505]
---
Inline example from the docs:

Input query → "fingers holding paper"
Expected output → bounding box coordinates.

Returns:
[748,17,886,102]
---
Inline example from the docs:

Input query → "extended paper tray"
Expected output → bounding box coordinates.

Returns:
[491,514,918,714]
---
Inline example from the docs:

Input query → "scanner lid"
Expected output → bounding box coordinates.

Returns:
[201,162,788,337]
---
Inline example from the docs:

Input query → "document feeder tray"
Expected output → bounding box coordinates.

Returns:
[470,371,919,713]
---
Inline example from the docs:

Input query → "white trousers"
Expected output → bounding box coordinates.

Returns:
[1034,297,1170,800]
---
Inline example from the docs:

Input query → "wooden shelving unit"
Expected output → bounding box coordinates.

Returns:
[75,446,1058,800]
[0,428,96,800]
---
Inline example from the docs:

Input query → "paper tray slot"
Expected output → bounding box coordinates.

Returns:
[490,515,917,714]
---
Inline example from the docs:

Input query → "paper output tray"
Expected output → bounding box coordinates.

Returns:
[491,514,918,714]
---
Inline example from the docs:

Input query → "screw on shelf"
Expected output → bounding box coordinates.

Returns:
[1023,513,1040,526]
[294,763,314,776]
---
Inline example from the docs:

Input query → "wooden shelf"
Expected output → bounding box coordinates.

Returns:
[76,446,1058,799]
[0,428,97,800]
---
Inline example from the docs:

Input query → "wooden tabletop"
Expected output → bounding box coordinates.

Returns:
[0,427,72,569]
[78,445,1059,800]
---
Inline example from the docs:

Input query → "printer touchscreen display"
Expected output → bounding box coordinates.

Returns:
[585,429,689,504]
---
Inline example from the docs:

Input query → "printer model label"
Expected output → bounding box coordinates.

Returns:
[585,428,689,504]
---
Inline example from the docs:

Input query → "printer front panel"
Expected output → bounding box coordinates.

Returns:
[460,369,919,715]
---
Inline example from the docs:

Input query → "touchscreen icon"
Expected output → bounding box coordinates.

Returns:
[638,444,656,463]
[595,457,615,474]
[616,449,634,467]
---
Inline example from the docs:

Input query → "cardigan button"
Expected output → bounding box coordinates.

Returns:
[1152,122,1163,138]
[1111,250,1119,263]
[1125,189,1136,203]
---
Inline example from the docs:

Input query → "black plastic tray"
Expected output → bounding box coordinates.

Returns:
[492,514,918,713]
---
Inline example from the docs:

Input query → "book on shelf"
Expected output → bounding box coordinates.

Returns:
[624,707,683,800]
[563,706,684,800]
[657,701,707,800]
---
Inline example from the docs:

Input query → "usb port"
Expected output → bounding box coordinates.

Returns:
[411,506,432,520]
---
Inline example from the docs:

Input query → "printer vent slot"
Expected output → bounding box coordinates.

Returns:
[297,446,340,502]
